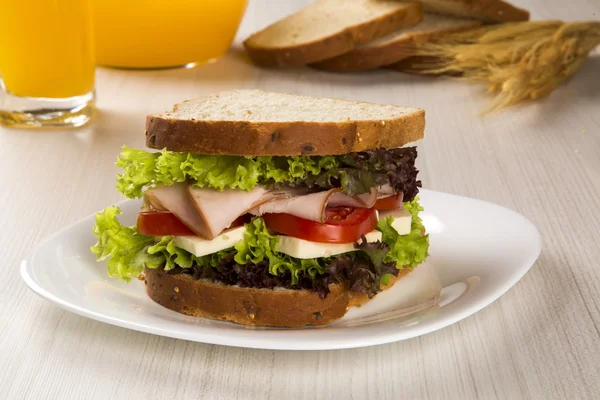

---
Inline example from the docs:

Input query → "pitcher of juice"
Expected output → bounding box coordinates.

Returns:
[94,0,248,69]
[0,0,95,127]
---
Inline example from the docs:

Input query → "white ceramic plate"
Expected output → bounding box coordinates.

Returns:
[21,189,541,350]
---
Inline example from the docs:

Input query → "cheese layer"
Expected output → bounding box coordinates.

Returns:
[173,207,412,259]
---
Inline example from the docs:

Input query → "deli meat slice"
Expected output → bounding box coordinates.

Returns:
[376,183,394,197]
[145,184,384,238]
[187,186,268,239]
[144,184,212,238]
[331,188,378,208]
[145,184,285,239]
[249,188,378,223]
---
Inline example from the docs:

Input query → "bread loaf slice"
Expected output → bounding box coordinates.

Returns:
[312,14,481,72]
[243,0,423,67]
[418,0,530,22]
[144,267,415,327]
[146,90,425,156]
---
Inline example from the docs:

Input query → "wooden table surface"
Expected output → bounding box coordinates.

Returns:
[2,1,599,399]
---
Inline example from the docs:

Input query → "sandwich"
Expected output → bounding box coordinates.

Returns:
[91,90,430,327]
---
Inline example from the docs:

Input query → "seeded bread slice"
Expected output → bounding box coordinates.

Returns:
[145,90,425,156]
[312,14,481,72]
[418,0,530,22]
[243,0,423,68]
[144,267,426,327]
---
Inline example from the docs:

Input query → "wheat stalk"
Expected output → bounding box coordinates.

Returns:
[405,21,600,113]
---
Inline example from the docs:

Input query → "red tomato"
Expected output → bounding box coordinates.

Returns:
[262,207,378,244]
[373,193,404,210]
[137,212,249,236]
[137,212,195,236]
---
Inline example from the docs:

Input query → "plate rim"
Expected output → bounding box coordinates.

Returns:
[20,189,542,350]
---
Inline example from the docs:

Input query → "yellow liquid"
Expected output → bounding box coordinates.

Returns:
[94,0,247,68]
[0,0,95,98]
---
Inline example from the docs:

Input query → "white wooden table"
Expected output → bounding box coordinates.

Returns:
[2,1,599,399]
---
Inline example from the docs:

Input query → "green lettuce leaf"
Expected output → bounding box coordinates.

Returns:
[196,249,233,269]
[115,147,422,201]
[154,149,187,185]
[91,206,163,281]
[115,147,340,198]
[91,199,429,286]
[91,206,212,281]
[147,236,194,270]
[90,207,327,285]
[116,148,160,199]
[377,198,429,269]
[234,218,327,284]
[180,154,262,191]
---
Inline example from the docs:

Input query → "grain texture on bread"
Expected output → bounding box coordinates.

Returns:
[312,14,481,72]
[144,267,412,327]
[145,90,425,156]
[419,0,530,22]
[243,0,423,67]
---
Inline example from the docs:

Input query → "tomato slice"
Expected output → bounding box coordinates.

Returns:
[262,207,378,244]
[137,211,195,236]
[373,193,404,210]
[137,212,249,237]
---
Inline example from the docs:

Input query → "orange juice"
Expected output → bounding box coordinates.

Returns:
[93,0,248,68]
[0,0,95,98]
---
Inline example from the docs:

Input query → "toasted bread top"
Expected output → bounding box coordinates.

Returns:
[146,90,425,156]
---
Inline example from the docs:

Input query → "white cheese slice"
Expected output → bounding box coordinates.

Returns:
[173,226,246,257]
[379,206,412,235]
[274,230,382,259]
[173,204,412,259]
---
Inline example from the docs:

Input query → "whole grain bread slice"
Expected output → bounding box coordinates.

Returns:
[146,90,425,156]
[144,264,442,327]
[312,13,481,72]
[243,0,423,67]
[418,0,530,22]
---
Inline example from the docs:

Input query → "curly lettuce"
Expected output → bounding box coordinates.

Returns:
[91,206,158,281]
[340,147,421,200]
[234,218,327,285]
[115,148,160,199]
[90,206,325,284]
[91,199,429,294]
[91,206,201,281]
[116,147,339,199]
[114,147,421,200]
[377,197,429,269]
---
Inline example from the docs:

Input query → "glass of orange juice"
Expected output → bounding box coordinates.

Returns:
[93,0,248,69]
[0,0,95,128]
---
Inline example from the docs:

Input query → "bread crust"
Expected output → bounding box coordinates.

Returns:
[144,267,412,327]
[145,110,425,156]
[243,2,423,67]
[312,19,481,72]
[421,0,530,22]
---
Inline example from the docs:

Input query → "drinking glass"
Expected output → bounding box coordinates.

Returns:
[0,0,95,127]
[93,0,248,69]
